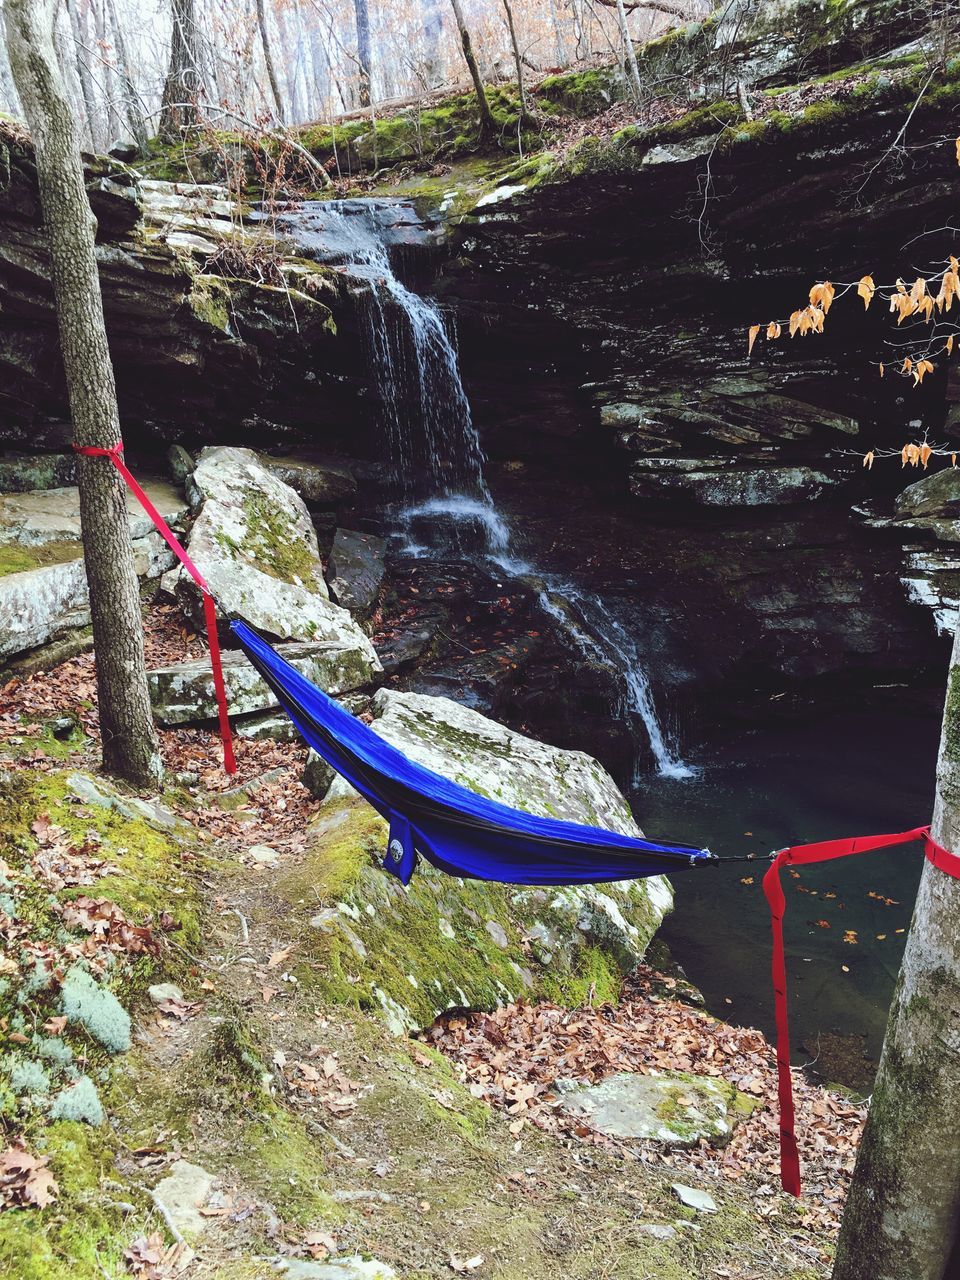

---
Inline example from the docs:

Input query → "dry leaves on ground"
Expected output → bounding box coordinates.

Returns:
[428,966,864,1238]
[0,1141,58,1209]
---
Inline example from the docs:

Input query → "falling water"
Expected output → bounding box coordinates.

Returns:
[285,199,692,779]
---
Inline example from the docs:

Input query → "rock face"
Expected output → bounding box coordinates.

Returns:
[328,528,387,615]
[177,447,380,671]
[149,640,377,724]
[558,1071,750,1146]
[0,481,187,661]
[285,688,671,1032]
[629,459,833,506]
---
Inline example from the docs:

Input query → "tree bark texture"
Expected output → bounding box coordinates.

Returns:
[5,0,163,789]
[353,0,372,108]
[255,0,284,119]
[104,0,148,151]
[448,0,494,134]
[159,0,202,140]
[833,631,960,1280]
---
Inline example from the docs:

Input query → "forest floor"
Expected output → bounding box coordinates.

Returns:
[0,600,863,1279]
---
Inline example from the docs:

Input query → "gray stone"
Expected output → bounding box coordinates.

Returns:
[148,983,184,1005]
[671,1183,717,1213]
[177,449,379,675]
[485,920,510,949]
[148,639,376,725]
[302,749,336,800]
[630,461,833,506]
[235,710,304,742]
[167,444,195,485]
[328,528,387,615]
[66,772,188,834]
[896,466,960,519]
[260,455,358,505]
[0,481,187,547]
[270,1258,395,1280]
[0,559,89,659]
[559,1072,744,1147]
[152,1160,216,1239]
[638,1224,677,1241]
[248,845,279,865]
[0,453,75,492]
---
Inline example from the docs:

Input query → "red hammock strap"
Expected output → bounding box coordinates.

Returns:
[72,441,236,775]
[762,825,960,1197]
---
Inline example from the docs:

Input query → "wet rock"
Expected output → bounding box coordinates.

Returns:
[167,444,195,485]
[0,453,75,492]
[895,467,960,519]
[260,455,358,506]
[152,1161,216,1239]
[560,1072,748,1147]
[148,640,375,725]
[178,449,379,679]
[629,460,834,506]
[328,528,387,615]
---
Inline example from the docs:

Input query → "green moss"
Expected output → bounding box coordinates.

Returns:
[643,99,743,146]
[241,490,324,588]
[0,539,82,577]
[188,273,232,332]
[0,1123,150,1280]
[536,67,624,116]
[539,943,621,1007]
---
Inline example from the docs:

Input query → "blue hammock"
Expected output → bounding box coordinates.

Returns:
[230,618,715,886]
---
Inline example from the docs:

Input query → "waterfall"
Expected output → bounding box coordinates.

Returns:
[285,199,692,780]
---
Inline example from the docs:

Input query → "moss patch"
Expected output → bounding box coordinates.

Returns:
[0,540,82,578]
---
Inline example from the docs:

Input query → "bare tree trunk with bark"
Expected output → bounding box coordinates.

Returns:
[255,0,284,119]
[448,0,494,135]
[832,636,960,1280]
[159,0,202,141]
[64,0,98,148]
[420,0,444,89]
[5,0,163,789]
[353,0,371,108]
[500,0,529,123]
[104,0,147,151]
[613,0,643,101]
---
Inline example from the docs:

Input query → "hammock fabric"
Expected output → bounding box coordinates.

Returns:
[231,617,714,886]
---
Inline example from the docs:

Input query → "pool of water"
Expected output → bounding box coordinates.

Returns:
[636,691,942,1089]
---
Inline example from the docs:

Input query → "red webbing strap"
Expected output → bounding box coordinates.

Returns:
[73,442,236,775]
[761,825,960,1196]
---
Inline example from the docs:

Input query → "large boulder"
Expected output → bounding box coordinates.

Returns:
[177,448,380,680]
[149,639,377,725]
[282,688,672,1032]
[0,481,187,660]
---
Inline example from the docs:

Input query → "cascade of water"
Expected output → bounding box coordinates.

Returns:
[285,199,692,779]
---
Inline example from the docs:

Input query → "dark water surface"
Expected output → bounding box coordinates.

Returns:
[638,695,942,1088]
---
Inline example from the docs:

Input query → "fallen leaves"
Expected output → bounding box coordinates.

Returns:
[123,1231,193,1279]
[0,1141,58,1209]
[429,966,865,1238]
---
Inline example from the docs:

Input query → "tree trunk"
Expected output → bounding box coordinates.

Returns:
[104,0,147,152]
[255,0,284,120]
[832,635,960,1279]
[421,0,444,89]
[353,0,372,108]
[93,0,123,143]
[448,0,494,135]
[64,0,98,148]
[5,0,163,790]
[159,0,202,141]
[614,0,643,101]
[500,0,530,128]
[0,30,22,115]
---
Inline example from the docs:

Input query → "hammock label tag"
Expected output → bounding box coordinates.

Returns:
[384,813,416,885]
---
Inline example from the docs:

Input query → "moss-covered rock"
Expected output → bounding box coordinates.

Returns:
[286,687,672,1030]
